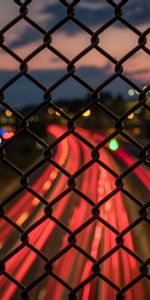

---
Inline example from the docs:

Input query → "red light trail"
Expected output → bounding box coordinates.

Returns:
[0,125,149,300]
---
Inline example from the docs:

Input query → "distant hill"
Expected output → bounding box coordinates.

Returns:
[0,67,146,109]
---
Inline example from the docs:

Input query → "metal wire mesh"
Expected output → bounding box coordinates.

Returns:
[0,0,150,299]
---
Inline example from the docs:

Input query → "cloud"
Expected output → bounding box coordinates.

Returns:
[0,29,108,70]
[123,51,150,82]
[0,0,54,47]
[123,0,150,25]
[127,68,150,82]
[42,0,150,31]
[1,0,149,50]
[1,23,149,84]
[76,1,108,10]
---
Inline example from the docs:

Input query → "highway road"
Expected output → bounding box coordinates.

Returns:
[0,125,149,300]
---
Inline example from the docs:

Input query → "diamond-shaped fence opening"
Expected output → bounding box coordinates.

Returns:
[0,1,150,299]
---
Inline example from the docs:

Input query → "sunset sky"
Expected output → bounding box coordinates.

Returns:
[0,0,150,107]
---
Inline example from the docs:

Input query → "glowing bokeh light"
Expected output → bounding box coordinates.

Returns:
[5,110,13,117]
[82,110,91,117]
[0,128,7,135]
[133,127,141,135]
[48,107,54,115]
[128,113,135,120]
[2,131,15,140]
[55,111,61,116]
[108,139,119,151]
[128,89,135,96]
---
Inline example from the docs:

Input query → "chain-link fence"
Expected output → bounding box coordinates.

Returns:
[0,0,150,299]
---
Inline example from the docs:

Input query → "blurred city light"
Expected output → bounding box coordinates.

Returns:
[55,111,61,116]
[108,138,119,151]
[5,110,13,117]
[133,127,141,135]
[82,110,91,117]
[128,89,135,96]
[48,107,54,115]
[2,131,15,140]
[0,128,7,135]
[128,113,135,120]
[0,116,7,124]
